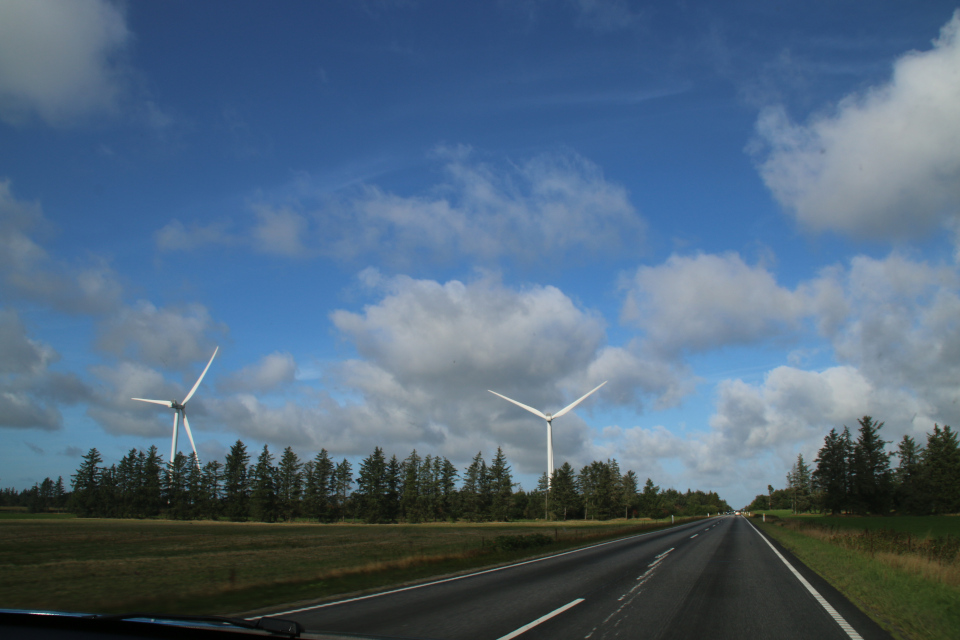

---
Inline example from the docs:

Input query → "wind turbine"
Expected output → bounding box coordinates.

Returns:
[132,347,218,470]
[488,381,607,487]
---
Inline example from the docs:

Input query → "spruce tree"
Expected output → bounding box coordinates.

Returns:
[400,450,422,522]
[549,462,579,520]
[332,459,353,522]
[385,454,402,522]
[250,445,278,522]
[894,435,923,514]
[201,459,224,519]
[357,446,387,523]
[917,424,960,514]
[224,439,250,521]
[460,452,484,522]
[71,448,103,517]
[850,416,892,515]
[304,449,333,522]
[488,447,513,521]
[276,447,303,522]
[813,428,851,515]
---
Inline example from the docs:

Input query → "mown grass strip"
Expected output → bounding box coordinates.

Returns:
[757,520,960,640]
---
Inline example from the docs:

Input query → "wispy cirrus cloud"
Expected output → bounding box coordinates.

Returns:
[155,148,647,267]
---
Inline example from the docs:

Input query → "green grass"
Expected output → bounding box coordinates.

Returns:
[751,509,794,518]
[0,511,77,520]
[757,520,960,640]
[0,517,693,616]
[793,515,960,539]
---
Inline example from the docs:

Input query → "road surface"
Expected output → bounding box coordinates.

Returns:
[273,516,890,639]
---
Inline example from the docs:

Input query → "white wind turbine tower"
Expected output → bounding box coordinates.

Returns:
[488,381,606,487]
[132,347,218,470]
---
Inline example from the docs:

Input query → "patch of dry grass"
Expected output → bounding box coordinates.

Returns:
[777,518,960,589]
[0,517,676,614]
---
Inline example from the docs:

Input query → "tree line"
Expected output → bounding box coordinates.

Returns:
[22,440,732,522]
[747,416,960,515]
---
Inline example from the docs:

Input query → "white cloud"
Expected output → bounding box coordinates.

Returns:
[621,252,807,354]
[0,0,131,125]
[96,301,224,369]
[205,272,692,476]
[754,10,960,239]
[0,308,91,430]
[161,149,646,266]
[251,205,311,257]
[220,352,297,393]
[155,219,237,252]
[0,180,123,314]
[699,250,960,486]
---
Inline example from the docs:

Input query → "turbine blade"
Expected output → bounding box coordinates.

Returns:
[183,346,218,405]
[488,390,548,420]
[182,413,201,470]
[552,381,607,420]
[132,398,174,408]
[170,411,179,465]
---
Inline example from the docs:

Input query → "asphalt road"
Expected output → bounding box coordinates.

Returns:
[276,516,891,640]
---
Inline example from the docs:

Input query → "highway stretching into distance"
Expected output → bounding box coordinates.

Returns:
[269,516,891,640]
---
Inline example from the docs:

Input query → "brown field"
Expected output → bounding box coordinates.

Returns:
[0,517,679,615]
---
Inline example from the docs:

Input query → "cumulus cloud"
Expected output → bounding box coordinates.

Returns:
[0,308,91,430]
[701,250,960,485]
[621,252,808,354]
[96,301,224,369]
[220,352,297,393]
[0,180,123,314]
[159,149,646,266]
[89,357,222,440]
[754,10,960,239]
[0,0,131,125]
[827,253,960,425]
[205,272,688,476]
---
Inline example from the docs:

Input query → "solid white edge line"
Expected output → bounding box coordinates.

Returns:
[496,598,585,640]
[256,519,706,619]
[747,520,863,640]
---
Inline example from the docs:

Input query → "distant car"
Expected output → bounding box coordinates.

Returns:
[735,511,741,515]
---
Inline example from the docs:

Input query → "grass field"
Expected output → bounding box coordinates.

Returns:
[0,511,76,520]
[801,515,960,538]
[0,517,688,616]
[757,518,960,640]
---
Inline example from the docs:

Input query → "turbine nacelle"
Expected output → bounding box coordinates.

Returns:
[131,347,218,471]
[488,381,607,487]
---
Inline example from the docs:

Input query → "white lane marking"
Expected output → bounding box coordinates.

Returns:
[597,548,675,636]
[260,521,703,618]
[690,534,698,538]
[497,599,584,640]
[748,520,863,640]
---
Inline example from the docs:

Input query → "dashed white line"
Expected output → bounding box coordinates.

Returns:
[497,599,584,640]
[747,520,863,640]
[690,534,698,538]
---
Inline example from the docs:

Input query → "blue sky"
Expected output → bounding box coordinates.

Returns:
[2,1,960,508]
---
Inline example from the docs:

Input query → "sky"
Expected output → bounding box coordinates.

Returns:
[2,0,960,509]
